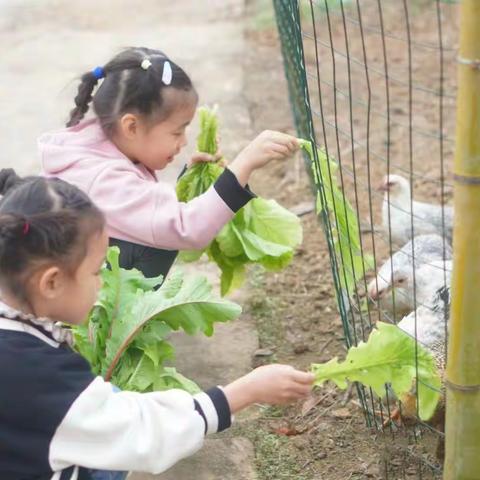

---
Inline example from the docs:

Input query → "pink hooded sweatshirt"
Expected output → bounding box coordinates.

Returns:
[38,119,253,250]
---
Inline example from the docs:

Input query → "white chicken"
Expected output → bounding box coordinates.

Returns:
[380,174,453,246]
[387,286,449,451]
[367,234,452,320]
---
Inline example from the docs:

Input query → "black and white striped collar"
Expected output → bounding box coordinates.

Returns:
[0,301,73,348]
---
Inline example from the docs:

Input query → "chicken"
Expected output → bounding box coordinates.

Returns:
[367,234,452,319]
[386,286,448,459]
[380,174,454,246]
[398,291,449,351]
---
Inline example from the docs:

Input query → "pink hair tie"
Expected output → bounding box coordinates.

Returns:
[23,222,30,235]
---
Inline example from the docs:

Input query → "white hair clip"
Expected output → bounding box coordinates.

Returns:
[141,58,152,71]
[162,60,173,85]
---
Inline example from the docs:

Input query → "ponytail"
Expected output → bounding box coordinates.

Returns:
[66,71,100,127]
[0,168,26,196]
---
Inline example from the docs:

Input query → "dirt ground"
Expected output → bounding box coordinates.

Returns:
[236,1,459,478]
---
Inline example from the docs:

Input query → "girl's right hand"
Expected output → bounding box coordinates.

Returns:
[223,364,315,414]
[228,131,299,186]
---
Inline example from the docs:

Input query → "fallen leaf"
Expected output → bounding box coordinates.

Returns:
[273,426,300,436]
[254,348,274,357]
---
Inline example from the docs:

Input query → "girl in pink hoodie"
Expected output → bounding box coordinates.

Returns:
[39,47,298,279]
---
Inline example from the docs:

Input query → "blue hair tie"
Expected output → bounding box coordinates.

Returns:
[92,66,105,80]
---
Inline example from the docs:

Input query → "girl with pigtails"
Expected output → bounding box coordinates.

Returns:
[0,171,314,480]
[39,47,299,278]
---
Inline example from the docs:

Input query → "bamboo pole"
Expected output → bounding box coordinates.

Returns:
[444,1,480,478]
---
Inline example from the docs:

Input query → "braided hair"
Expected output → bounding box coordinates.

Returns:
[66,47,197,137]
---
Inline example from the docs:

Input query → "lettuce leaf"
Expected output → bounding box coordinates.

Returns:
[197,104,219,155]
[176,106,303,295]
[176,162,223,206]
[73,247,241,393]
[311,322,441,420]
[299,139,373,298]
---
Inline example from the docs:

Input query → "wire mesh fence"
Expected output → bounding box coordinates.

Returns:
[274,0,460,477]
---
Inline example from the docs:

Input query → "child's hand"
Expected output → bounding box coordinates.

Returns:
[228,130,299,185]
[223,364,315,413]
[245,364,314,405]
[189,152,225,166]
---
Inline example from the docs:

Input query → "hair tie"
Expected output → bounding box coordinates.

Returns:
[92,66,105,80]
[23,222,30,235]
[141,58,152,71]
[162,61,173,85]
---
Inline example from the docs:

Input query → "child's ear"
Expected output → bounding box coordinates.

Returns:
[119,113,140,140]
[37,266,65,300]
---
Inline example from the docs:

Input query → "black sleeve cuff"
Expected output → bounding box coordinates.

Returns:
[213,168,255,213]
[205,387,232,432]
[193,386,232,435]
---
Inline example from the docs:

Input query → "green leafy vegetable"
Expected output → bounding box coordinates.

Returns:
[197,104,219,155]
[176,106,224,203]
[298,139,373,297]
[73,247,241,393]
[176,106,303,295]
[311,322,441,420]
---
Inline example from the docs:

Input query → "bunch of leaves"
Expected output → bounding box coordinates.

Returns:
[176,106,224,204]
[311,322,441,420]
[299,139,373,297]
[176,106,303,295]
[72,247,241,393]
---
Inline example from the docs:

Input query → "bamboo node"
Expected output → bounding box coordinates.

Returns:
[457,56,480,70]
[453,173,480,185]
[445,379,480,392]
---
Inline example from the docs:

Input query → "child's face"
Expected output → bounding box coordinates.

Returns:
[132,89,197,171]
[62,228,109,325]
[35,228,109,325]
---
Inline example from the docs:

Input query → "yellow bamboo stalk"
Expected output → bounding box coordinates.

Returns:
[444,1,480,478]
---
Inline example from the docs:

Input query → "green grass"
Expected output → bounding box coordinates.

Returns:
[250,430,310,480]
[247,267,283,355]
[236,265,312,479]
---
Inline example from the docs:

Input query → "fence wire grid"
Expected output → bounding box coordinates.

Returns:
[274,0,459,477]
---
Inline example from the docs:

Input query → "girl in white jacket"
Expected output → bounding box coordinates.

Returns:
[0,171,314,480]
